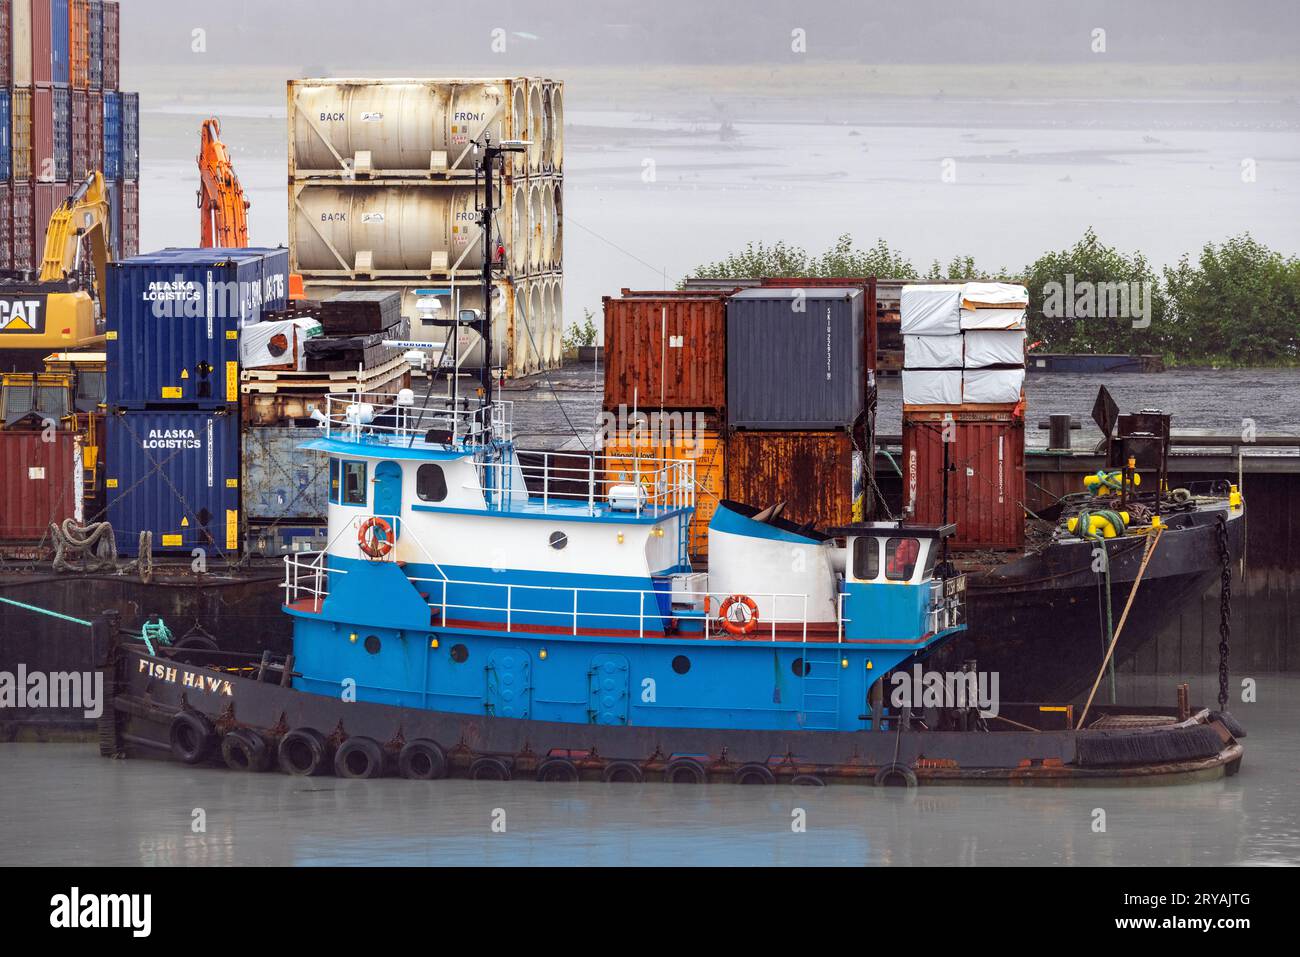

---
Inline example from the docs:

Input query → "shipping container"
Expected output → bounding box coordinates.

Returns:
[69,0,88,88]
[242,426,330,521]
[10,182,33,271]
[120,178,136,256]
[0,430,82,540]
[0,183,11,272]
[0,0,11,87]
[104,177,118,258]
[32,0,69,86]
[10,85,31,180]
[69,86,87,177]
[901,409,1026,551]
[52,84,70,181]
[120,88,136,178]
[105,407,241,556]
[100,0,116,90]
[759,276,878,375]
[11,0,32,87]
[725,430,858,532]
[601,422,725,559]
[106,247,291,407]
[33,181,62,262]
[726,287,868,430]
[102,88,119,178]
[602,290,731,414]
[86,88,101,172]
[31,85,53,181]
[0,90,10,181]
[86,0,102,90]
[287,77,537,179]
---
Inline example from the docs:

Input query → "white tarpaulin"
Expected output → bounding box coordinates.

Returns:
[960,281,1029,309]
[900,285,962,336]
[964,330,1026,368]
[962,367,1025,404]
[904,334,964,369]
[241,319,318,371]
[959,306,1027,331]
[902,369,963,406]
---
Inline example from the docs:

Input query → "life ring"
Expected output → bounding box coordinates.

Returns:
[718,594,760,636]
[357,517,394,559]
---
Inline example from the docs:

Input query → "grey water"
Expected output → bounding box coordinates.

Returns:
[1,673,1295,866]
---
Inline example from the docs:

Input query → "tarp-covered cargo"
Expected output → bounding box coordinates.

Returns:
[904,334,963,369]
[959,306,1027,331]
[963,330,1026,368]
[900,284,961,336]
[962,367,1025,404]
[902,369,962,406]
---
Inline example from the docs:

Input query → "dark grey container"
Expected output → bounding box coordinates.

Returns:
[726,287,866,429]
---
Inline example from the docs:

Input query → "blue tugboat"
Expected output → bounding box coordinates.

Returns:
[98,138,1242,786]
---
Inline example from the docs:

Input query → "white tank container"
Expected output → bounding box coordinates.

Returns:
[549,278,564,366]
[288,78,531,177]
[549,83,564,173]
[527,81,545,174]
[527,180,545,274]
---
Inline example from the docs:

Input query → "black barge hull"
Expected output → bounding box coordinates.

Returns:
[107,644,1243,787]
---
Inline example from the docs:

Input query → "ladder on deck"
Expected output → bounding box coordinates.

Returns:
[800,648,843,731]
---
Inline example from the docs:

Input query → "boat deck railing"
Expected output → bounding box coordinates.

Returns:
[320,393,513,446]
[473,451,696,517]
[283,551,846,642]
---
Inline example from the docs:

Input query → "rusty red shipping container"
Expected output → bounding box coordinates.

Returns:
[602,289,731,414]
[32,0,70,86]
[87,88,102,172]
[902,409,1026,551]
[0,431,83,540]
[101,0,118,90]
[0,183,11,272]
[10,182,35,272]
[0,0,11,87]
[759,276,879,374]
[725,430,858,532]
[120,178,138,257]
[70,87,89,178]
[32,85,54,183]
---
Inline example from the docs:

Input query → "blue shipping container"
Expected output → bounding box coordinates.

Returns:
[53,86,71,181]
[106,247,292,407]
[121,90,138,179]
[52,0,71,86]
[105,179,121,259]
[103,90,121,179]
[0,91,11,182]
[106,408,241,556]
[88,0,105,89]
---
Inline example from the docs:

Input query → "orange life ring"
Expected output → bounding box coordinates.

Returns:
[718,594,760,636]
[357,517,394,559]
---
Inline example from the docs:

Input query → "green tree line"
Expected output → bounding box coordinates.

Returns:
[688,230,1300,365]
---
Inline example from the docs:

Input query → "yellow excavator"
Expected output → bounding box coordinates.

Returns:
[0,171,112,372]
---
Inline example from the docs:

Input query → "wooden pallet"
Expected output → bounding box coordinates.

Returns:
[241,354,409,384]
[240,357,411,394]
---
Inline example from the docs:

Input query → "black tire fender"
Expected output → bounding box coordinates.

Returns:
[334,736,386,779]
[221,728,271,772]
[873,762,918,788]
[398,738,448,780]
[600,760,644,784]
[535,757,580,782]
[278,728,330,776]
[468,756,512,781]
[734,763,775,785]
[790,774,826,787]
[664,758,707,784]
[168,711,215,765]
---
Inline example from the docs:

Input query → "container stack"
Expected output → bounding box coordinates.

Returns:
[103,248,290,557]
[286,77,564,379]
[900,281,1029,550]
[1,1,137,273]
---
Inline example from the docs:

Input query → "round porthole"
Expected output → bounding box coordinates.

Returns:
[364,635,381,655]
[671,655,691,675]
[791,657,811,677]
[450,643,469,663]
[548,531,568,550]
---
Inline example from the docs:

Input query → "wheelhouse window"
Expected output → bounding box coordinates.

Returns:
[852,537,880,581]
[341,461,368,506]
[885,537,921,581]
[329,459,340,504]
[416,464,448,502]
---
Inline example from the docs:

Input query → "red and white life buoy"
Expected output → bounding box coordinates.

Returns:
[718,594,760,636]
[357,517,394,559]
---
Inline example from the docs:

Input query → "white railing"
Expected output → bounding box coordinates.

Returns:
[281,551,839,643]
[473,451,695,517]
[320,392,513,446]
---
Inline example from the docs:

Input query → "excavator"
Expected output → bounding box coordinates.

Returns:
[0,171,113,372]
[198,117,250,248]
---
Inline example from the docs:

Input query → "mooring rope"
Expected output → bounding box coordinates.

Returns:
[0,595,93,628]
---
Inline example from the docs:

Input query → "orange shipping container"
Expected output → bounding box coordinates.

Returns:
[902,409,1025,551]
[602,289,732,414]
[69,0,89,88]
[0,431,83,540]
[601,425,725,560]
[725,430,857,533]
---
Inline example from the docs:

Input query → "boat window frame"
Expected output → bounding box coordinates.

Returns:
[328,458,340,505]
[340,460,368,507]
[416,463,449,503]
[851,536,881,582]
[885,537,921,582]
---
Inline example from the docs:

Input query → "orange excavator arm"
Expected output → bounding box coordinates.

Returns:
[197,117,250,248]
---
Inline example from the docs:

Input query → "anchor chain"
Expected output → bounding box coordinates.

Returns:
[1215,516,1232,711]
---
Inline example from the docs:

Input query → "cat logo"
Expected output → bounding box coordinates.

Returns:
[0,297,46,334]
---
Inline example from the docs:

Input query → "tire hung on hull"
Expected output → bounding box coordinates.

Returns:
[278,728,331,776]
[334,736,387,779]
[169,711,215,765]
[222,728,272,772]
[398,739,448,780]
